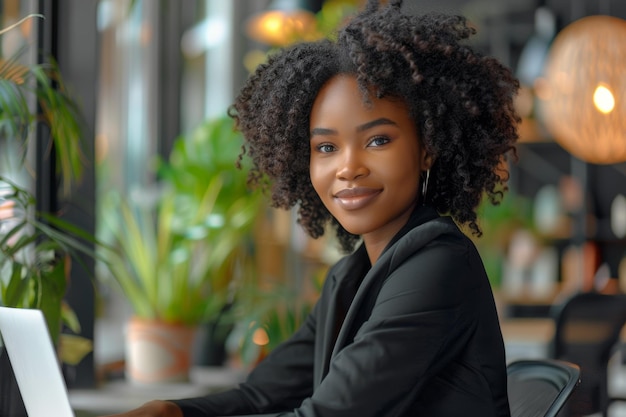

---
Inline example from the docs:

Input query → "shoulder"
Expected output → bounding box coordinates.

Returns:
[388,216,471,268]
[396,217,482,280]
[380,217,486,306]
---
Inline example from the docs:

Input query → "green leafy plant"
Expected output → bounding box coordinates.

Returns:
[100,116,263,326]
[0,15,91,363]
[235,284,314,365]
[0,179,94,346]
[0,21,84,193]
[232,266,327,365]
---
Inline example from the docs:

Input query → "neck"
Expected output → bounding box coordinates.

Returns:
[362,201,419,264]
[363,238,386,265]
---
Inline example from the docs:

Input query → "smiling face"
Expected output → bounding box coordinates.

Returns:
[309,75,430,256]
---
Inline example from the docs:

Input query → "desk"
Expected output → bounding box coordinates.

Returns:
[69,366,246,415]
[500,318,555,362]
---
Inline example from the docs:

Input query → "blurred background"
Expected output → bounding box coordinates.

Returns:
[1,0,626,416]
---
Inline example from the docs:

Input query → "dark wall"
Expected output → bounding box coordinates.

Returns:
[39,0,99,388]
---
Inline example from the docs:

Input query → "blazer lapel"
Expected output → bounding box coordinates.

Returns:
[330,261,382,359]
[319,271,340,379]
[319,245,370,379]
[330,207,446,359]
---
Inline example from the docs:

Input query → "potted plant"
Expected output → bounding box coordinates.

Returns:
[99,116,263,384]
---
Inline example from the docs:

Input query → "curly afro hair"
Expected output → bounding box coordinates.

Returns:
[229,0,520,253]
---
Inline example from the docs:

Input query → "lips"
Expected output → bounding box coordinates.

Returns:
[333,187,382,210]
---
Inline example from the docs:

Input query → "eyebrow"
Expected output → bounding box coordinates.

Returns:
[310,117,398,137]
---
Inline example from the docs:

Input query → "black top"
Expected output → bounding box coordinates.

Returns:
[173,206,510,417]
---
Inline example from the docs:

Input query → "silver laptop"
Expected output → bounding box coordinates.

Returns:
[0,306,75,417]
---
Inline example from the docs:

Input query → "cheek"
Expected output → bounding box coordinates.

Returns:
[309,159,327,196]
[377,150,422,184]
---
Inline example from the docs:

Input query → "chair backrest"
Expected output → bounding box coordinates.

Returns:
[507,359,581,417]
[550,291,626,416]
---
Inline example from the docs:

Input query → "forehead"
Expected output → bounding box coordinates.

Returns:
[310,75,410,123]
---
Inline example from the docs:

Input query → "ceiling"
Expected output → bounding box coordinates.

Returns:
[402,0,626,22]
[401,0,626,69]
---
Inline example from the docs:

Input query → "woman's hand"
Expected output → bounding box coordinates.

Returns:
[101,400,183,417]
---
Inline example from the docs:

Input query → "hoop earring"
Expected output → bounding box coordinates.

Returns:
[421,169,430,204]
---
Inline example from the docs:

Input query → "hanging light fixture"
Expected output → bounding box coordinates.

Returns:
[246,0,323,47]
[537,15,626,164]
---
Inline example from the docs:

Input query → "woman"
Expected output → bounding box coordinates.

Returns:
[106,0,519,415]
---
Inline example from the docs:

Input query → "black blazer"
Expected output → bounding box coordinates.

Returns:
[174,206,511,417]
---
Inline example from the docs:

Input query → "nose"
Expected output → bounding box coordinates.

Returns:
[336,149,368,181]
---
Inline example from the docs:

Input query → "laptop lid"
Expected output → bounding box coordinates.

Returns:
[0,307,74,417]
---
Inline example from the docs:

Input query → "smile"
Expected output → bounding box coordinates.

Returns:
[333,187,382,210]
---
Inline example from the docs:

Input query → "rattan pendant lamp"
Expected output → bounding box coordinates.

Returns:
[537,15,626,164]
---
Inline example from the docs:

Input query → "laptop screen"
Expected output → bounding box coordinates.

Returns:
[0,307,74,417]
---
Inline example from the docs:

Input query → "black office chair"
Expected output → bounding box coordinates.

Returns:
[550,291,626,416]
[507,359,581,417]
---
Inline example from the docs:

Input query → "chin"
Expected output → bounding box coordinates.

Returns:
[334,219,373,237]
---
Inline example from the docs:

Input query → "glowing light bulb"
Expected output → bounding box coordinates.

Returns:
[262,12,284,36]
[252,328,270,346]
[246,7,317,46]
[593,84,615,114]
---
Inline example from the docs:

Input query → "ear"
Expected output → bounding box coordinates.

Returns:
[421,151,434,171]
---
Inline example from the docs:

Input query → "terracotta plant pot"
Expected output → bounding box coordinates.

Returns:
[125,317,196,384]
